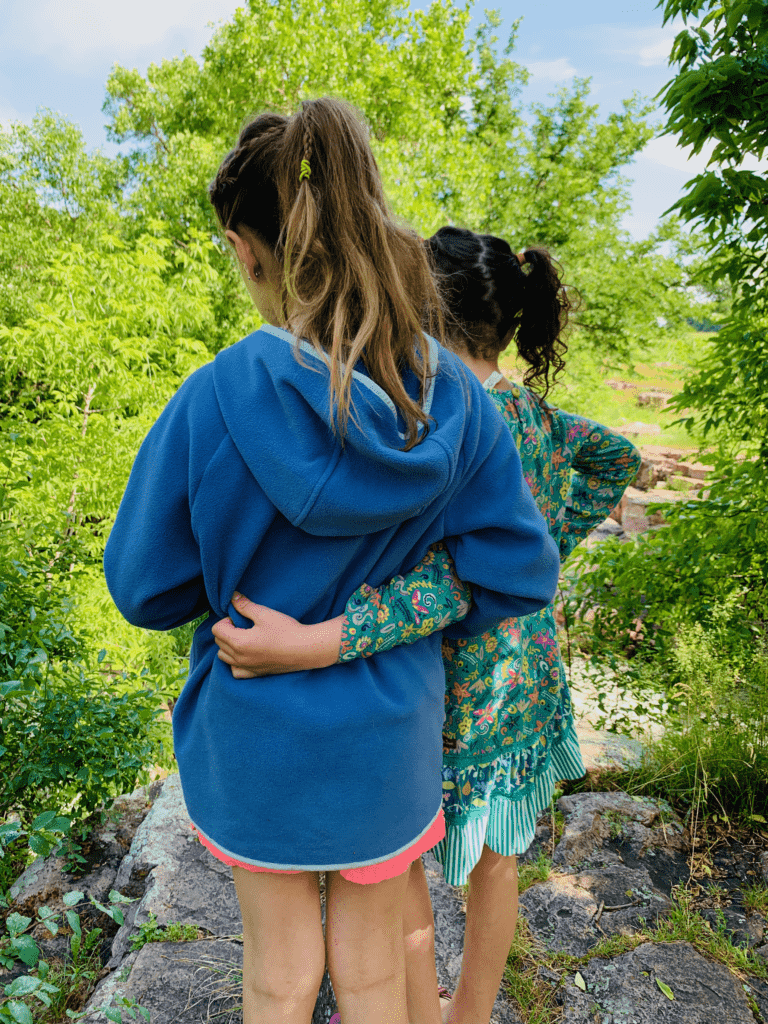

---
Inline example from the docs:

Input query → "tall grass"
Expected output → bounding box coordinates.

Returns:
[612,623,768,822]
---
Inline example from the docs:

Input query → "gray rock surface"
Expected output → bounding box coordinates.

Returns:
[699,907,765,949]
[553,791,671,870]
[86,940,243,1024]
[11,776,762,1024]
[750,977,768,1020]
[561,941,757,1023]
[108,774,241,969]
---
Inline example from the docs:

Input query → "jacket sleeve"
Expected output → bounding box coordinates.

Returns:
[103,373,212,631]
[439,392,560,639]
[338,543,471,661]
[559,413,642,560]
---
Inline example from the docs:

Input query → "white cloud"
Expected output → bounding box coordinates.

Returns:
[641,134,768,174]
[0,101,30,131]
[582,20,685,69]
[524,58,577,83]
[637,30,677,67]
[2,0,240,71]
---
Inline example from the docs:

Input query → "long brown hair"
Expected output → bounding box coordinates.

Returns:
[209,98,443,449]
[426,226,574,397]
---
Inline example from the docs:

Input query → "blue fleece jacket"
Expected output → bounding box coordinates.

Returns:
[104,325,559,870]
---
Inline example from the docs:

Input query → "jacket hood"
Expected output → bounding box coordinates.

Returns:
[212,325,471,537]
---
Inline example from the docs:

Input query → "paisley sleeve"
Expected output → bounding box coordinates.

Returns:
[338,542,472,662]
[559,413,642,560]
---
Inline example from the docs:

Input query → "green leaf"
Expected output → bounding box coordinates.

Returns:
[28,834,53,857]
[104,1009,123,1023]
[657,978,674,1000]
[31,810,56,830]
[5,977,41,997]
[62,890,84,907]
[11,936,39,968]
[65,910,82,938]
[574,972,586,991]
[109,890,136,904]
[5,914,32,939]
[7,1001,34,1024]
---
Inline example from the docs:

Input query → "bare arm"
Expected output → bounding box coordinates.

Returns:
[212,544,471,676]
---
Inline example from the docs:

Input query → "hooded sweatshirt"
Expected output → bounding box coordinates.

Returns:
[104,324,559,870]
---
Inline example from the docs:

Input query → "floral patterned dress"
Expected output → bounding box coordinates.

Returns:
[339,383,641,885]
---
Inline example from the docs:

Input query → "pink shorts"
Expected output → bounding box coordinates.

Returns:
[194,809,445,884]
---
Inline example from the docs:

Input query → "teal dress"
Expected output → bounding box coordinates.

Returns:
[339,383,641,885]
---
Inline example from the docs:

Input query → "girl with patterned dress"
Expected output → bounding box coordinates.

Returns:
[212,226,641,1024]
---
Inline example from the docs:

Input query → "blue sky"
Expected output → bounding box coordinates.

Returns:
[0,0,711,238]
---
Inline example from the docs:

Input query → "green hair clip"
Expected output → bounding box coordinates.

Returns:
[299,159,311,181]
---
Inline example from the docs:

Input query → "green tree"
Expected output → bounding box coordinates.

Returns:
[102,0,690,358]
[568,0,768,689]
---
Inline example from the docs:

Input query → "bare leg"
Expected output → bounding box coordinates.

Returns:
[402,858,443,1024]
[444,846,518,1024]
[325,867,410,1024]
[232,868,325,1024]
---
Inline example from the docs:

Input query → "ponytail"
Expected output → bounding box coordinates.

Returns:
[514,247,570,397]
[210,98,444,450]
[427,228,574,397]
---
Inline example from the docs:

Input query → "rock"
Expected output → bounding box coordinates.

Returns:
[108,774,241,969]
[636,389,672,409]
[519,873,603,956]
[574,864,671,932]
[677,460,713,480]
[584,517,626,549]
[84,940,243,1024]
[667,473,699,491]
[752,978,768,1021]
[758,850,768,885]
[619,485,691,533]
[617,421,662,437]
[561,941,757,1023]
[553,793,667,870]
[632,458,656,491]
[1,784,156,987]
[699,907,765,949]
[519,864,670,955]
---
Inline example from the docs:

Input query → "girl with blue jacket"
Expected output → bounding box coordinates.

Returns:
[104,100,559,1024]
[212,227,641,1024]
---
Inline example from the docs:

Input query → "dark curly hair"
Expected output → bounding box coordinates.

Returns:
[426,226,573,397]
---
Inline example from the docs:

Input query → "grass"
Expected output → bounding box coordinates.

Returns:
[502,919,565,1024]
[129,911,202,951]
[518,852,552,895]
[743,885,768,918]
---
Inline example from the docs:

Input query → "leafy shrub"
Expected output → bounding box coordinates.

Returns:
[0,812,71,902]
[0,665,167,823]
[565,457,768,675]
[0,546,170,823]
[0,887,139,1024]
